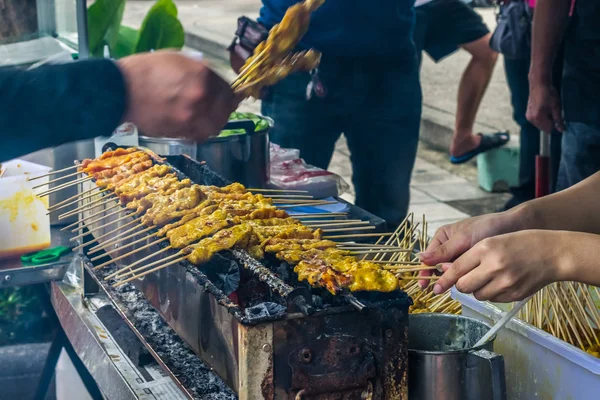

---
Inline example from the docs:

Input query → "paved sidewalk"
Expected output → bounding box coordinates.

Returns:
[123,1,511,231]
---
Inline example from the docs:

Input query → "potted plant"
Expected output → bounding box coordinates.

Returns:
[87,0,185,59]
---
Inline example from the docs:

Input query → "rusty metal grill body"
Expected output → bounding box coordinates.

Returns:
[77,155,410,400]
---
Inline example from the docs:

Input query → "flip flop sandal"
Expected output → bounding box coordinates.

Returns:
[449,132,510,165]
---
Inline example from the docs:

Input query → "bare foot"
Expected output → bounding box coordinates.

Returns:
[450,134,482,158]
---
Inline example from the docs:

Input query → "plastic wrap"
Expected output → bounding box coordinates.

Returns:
[269,144,349,198]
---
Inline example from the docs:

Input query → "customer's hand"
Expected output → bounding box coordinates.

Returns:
[526,82,565,133]
[117,51,240,141]
[418,211,523,289]
[431,230,572,302]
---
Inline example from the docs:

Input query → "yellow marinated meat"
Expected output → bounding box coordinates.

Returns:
[245,217,299,227]
[118,175,181,203]
[168,210,238,249]
[348,268,398,292]
[158,202,217,237]
[82,151,146,173]
[125,179,194,214]
[184,224,253,265]
[201,183,247,195]
[264,238,338,253]
[294,260,352,295]
[111,165,172,193]
[94,158,152,184]
[239,208,289,220]
[252,225,321,242]
[274,247,348,264]
[142,185,207,226]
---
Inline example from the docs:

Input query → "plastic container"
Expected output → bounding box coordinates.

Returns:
[0,160,51,260]
[452,288,600,400]
[477,145,519,192]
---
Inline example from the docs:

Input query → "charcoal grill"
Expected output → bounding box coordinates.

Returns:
[73,154,411,400]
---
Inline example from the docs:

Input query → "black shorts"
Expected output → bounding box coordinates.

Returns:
[413,0,490,63]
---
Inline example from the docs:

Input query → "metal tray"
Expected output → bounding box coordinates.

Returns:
[0,227,73,288]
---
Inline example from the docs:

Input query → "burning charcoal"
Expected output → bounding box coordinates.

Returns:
[201,254,240,296]
[244,302,286,320]
[312,294,323,309]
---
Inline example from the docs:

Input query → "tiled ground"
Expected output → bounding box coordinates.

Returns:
[328,135,498,235]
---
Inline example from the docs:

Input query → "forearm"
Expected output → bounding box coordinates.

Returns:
[557,231,600,287]
[0,59,127,162]
[528,0,570,85]
[509,172,600,234]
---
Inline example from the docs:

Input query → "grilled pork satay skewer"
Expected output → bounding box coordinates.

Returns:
[30,147,140,182]
[85,186,207,253]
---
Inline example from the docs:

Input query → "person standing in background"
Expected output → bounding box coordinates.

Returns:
[413,0,509,164]
[527,0,598,191]
[500,0,565,210]
[258,0,422,229]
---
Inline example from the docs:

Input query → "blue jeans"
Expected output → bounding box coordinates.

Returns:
[261,55,422,228]
[556,122,600,191]
[503,49,563,205]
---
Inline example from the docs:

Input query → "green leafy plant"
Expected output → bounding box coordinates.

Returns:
[87,0,185,59]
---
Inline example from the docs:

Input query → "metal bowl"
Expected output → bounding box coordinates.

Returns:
[139,118,272,188]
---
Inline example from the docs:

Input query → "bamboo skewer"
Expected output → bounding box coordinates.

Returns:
[278,201,337,209]
[27,164,79,180]
[93,237,169,269]
[70,216,138,240]
[350,248,411,255]
[401,276,440,281]
[61,208,125,232]
[305,221,368,228]
[106,248,179,281]
[90,232,159,261]
[70,218,140,242]
[273,199,335,205]
[368,260,421,265]
[302,219,360,224]
[293,213,347,219]
[36,175,93,197]
[112,255,188,288]
[58,196,118,219]
[48,187,107,212]
[248,188,309,193]
[71,213,136,233]
[65,202,122,226]
[87,225,155,254]
[48,189,107,215]
[322,226,375,233]
[385,265,439,272]
[323,232,393,240]
[265,194,314,199]
[336,243,405,249]
[32,170,83,189]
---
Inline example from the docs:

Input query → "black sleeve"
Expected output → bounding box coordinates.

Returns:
[0,59,127,162]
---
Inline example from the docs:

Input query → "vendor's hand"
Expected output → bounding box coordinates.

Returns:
[526,82,565,133]
[117,51,240,141]
[432,230,570,302]
[418,212,521,288]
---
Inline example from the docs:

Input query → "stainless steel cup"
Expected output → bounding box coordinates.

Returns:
[408,313,506,400]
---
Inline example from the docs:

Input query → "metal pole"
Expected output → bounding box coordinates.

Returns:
[535,131,551,198]
[76,0,89,59]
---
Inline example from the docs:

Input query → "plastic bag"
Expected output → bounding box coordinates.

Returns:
[269,144,349,198]
[270,143,300,163]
